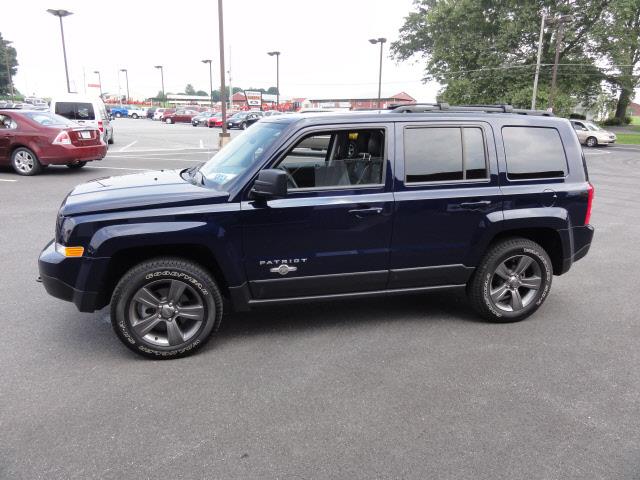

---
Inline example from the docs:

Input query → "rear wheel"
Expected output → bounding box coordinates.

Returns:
[11,147,42,176]
[165,118,173,124]
[115,112,122,118]
[66,161,87,169]
[241,122,247,130]
[111,258,223,359]
[467,238,552,323]
[586,136,598,147]
[108,134,114,145]
[132,113,139,119]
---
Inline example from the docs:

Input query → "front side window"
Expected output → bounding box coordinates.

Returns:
[502,126,567,180]
[404,127,488,183]
[276,128,385,189]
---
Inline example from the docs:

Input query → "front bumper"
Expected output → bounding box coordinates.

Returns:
[38,240,109,312]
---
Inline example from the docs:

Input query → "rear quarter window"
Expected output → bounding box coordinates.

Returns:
[502,126,567,180]
[54,102,96,121]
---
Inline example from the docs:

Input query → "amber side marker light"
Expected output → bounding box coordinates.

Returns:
[55,243,84,257]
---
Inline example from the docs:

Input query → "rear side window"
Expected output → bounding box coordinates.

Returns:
[404,127,488,183]
[54,102,95,121]
[502,127,567,180]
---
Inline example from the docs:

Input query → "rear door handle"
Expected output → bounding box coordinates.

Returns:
[348,207,384,218]
[459,200,492,210]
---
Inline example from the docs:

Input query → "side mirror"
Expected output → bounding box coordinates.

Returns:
[250,169,288,200]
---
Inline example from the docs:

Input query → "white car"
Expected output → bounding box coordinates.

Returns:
[153,108,170,121]
[127,106,148,119]
[50,94,114,145]
[570,120,617,147]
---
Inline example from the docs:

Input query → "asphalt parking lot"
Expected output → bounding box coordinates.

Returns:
[1,120,639,479]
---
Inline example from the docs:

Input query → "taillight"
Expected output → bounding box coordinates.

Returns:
[98,120,104,132]
[584,182,594,225]
[52,130,72,145]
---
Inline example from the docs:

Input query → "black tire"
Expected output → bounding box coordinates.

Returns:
[241,122,247,130]
[586,136,598,147]
[116,112,122,118]
[111,258,223,359]
[66,161,87,169]
[165,118,173,124]
[108,134,114,145]
[132,113,139,119]
[11,147,42,176]
[467,237,553,323]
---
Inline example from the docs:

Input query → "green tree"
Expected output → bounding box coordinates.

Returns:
[0,34,18,96]
[195,90,208,96]
[592,0,640,120]
[185,84,196,95]
[391,0,608,116]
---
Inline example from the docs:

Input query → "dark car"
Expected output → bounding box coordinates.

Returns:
[0,110,106,175]
[191,112,216,127]
[227,110,263,129]
[38,104,594,358]
[146,107,157,119]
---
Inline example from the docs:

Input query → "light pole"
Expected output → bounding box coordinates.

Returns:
[531,13,546,110]
[154,65,164,105]
[368,37,387,108]
[120,68,129,103]
[202,59,213,107]
[93,70,102,98]
[218,0,230,146]
[548,15,573,112]
[47,9,73,93]
[267,51,280,108]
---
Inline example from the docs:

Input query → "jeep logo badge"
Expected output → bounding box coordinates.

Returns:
[270,264,297,276]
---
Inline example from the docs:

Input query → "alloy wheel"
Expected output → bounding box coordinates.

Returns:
[128,279,206,347]
[489,254,542,312]
[14,151,35,173]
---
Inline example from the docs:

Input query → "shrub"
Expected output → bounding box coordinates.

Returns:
[569,113,587,120]
[603,117,622,126]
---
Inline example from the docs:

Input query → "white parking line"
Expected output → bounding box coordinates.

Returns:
[0,178,17,182]
[107,151,215,158]
[119,140,138,152]
[199,139,204,149]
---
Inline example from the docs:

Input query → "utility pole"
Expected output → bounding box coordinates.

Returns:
[531,13,546,110]
[369,37,387,108]
[94,70,102,98]
[267,51,281,108]
[218,0,230,147]
[120,68,129,103]
[202,59,213,107]
[548,15,573,112]
[227,45,232,110]
[47,9,73,93]
[154,65,164,106]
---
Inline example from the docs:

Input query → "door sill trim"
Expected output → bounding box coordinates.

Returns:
[247,283,466,306]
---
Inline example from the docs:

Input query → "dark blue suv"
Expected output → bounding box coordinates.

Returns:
[38,104,594,358]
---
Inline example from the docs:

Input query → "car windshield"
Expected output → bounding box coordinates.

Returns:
[199,122,286,188]
[585,122,601,131]
[23,111,74,126]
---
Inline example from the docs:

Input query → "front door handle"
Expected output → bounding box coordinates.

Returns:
[459,200,492,211]
[348,207,383,218]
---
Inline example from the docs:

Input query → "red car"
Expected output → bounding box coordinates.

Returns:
[207,111,239,128]
[162,109,199,124]
[0,110,106,175]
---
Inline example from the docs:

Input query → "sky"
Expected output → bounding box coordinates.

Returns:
[2,0,441,102]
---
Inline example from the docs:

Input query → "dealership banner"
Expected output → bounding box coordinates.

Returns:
[244,90,262,107]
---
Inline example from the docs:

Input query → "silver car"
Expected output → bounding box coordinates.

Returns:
[570,120,616,147]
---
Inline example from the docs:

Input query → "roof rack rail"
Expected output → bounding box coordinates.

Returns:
[388,103,553,116]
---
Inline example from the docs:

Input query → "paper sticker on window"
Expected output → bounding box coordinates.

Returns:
[210,173,237,184]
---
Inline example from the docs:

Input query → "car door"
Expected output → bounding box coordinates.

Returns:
[571,121,588,143]
[389,121,502,289]
[0,114,12,163]
[241,123,395,300]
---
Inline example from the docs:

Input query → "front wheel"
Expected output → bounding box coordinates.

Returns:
[586,136,598,147]
[111,258,223,359]
[11,147,42,176]
[467,238,553,323]
[165,118,173,124]
[115,112,122,118]
[132,113,139,119]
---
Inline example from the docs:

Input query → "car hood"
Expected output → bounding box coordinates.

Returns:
[62,169,229,216]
